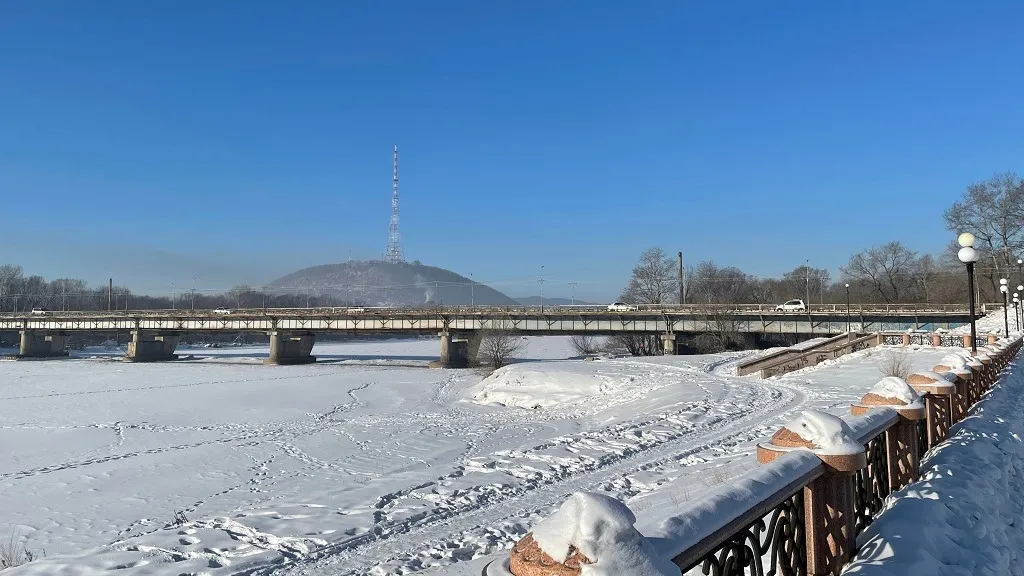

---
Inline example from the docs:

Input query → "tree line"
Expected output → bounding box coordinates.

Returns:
[611,172,1024,354]
[0,268,360,313]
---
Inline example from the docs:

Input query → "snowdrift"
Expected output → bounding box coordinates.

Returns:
[467,362,638,409]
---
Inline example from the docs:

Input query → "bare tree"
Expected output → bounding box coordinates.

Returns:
[877,349,912,379]
[622,248,678,305]
[841,242,918,303]
[478,322,526,371]
[569,334,600,355]
[945,172,1024,299]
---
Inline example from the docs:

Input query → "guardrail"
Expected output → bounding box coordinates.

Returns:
[485,335,1023,576]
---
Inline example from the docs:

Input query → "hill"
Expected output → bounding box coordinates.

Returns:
[268,261,518,307]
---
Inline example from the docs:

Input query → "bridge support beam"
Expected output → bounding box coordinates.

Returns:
[126,331,180,362]
[19,330,69,358]
[265,331,316,365]
[662,333,677,355]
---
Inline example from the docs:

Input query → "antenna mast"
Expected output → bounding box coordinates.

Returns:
[385,145,404,263]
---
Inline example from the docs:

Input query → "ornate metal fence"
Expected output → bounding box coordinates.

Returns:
[854,433,890,536]
[684,490,806,576]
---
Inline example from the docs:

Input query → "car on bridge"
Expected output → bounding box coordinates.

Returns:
[212,307,232,315]
[30,307,49,316]
[607,302,639,312]
[774,299,807,312]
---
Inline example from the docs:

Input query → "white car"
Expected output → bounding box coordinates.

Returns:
[30,307,49,316]
[212,307,232,315]
[607,302,639,312]
[775,299,807,312]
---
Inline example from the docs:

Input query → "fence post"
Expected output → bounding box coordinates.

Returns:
[908,372,955,447]
[931,333,941,347]
[901,333,911,346]
[758,412,866,575]
[851,383,925,490]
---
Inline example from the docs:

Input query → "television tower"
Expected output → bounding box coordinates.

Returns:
[385,145,404,264]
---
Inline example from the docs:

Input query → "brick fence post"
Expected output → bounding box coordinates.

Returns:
[907,372,955,447]
[758,411,866,576]
[851,380,926,489]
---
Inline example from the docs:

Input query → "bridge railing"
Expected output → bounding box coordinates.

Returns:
[0,302,979,319]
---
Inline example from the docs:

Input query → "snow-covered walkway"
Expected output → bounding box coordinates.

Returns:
[846,354,1024,575]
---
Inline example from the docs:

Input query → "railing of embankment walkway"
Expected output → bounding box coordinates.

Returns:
[484,335,1023,576]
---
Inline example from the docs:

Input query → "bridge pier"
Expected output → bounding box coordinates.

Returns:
[438,331,478,368]
[126,331,180,362]
[662,333,677,355]
[266,331,316,365]
[18,330,69,358]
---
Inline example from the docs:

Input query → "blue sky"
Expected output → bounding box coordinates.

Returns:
[2,1,1022,302]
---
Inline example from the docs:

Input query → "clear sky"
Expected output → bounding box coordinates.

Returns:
[2,1,1023,302]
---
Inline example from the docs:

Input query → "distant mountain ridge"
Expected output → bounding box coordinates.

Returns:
[269,261,517,307]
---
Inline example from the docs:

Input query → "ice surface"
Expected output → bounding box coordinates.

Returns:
[868,377,923,408]
[782,410,862,455]
[531,492,679,576]
[0,338,959,576]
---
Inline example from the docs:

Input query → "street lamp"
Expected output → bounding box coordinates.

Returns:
[191,276,196,311]
[1014,293,1020,331]
[539,265,545,312]
[1018,258,1022,280]
[1000,279,1009,335]
[958,232,981,354]
[172,282,176,310]
[845,283,851,333]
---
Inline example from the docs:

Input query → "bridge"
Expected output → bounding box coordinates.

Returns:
[0,303,981,366]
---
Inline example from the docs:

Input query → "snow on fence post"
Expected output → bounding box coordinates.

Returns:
[909,370,956,446]
[757,410,866,575]
[850,378,926,490]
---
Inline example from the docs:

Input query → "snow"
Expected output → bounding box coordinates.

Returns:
[787,337,830,351]
[845,353,1024,575]
[781,409,863,455]
[467,363,640,410]
[0,337,968,576]
[867,377,923,409]
[642,450,821,562]
[530,492,679,576]
[938,353,970,370]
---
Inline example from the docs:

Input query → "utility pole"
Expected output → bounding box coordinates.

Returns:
[470,273,474,306]
[108,278,113,311]
[569,281,578,305]
[539,265,545,312]
[191,277,196,311]
[678,251,684,305]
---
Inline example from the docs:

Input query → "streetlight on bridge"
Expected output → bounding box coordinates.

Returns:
[957,232,981,354]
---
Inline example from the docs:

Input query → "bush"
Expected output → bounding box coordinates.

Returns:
[1,530,41,569]
[569,334,600,355]
[478,325,526,371]
[877,349,912,379]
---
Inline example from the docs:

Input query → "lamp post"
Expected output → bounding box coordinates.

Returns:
[191,276,196,311]
[172,282,176,310]
[1014,293,1020,331]
[1018,258,1022,281]
[470,273,474,307]
[1000,279,1009,335]
[845,283,851,333]
[958,233,980,354]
